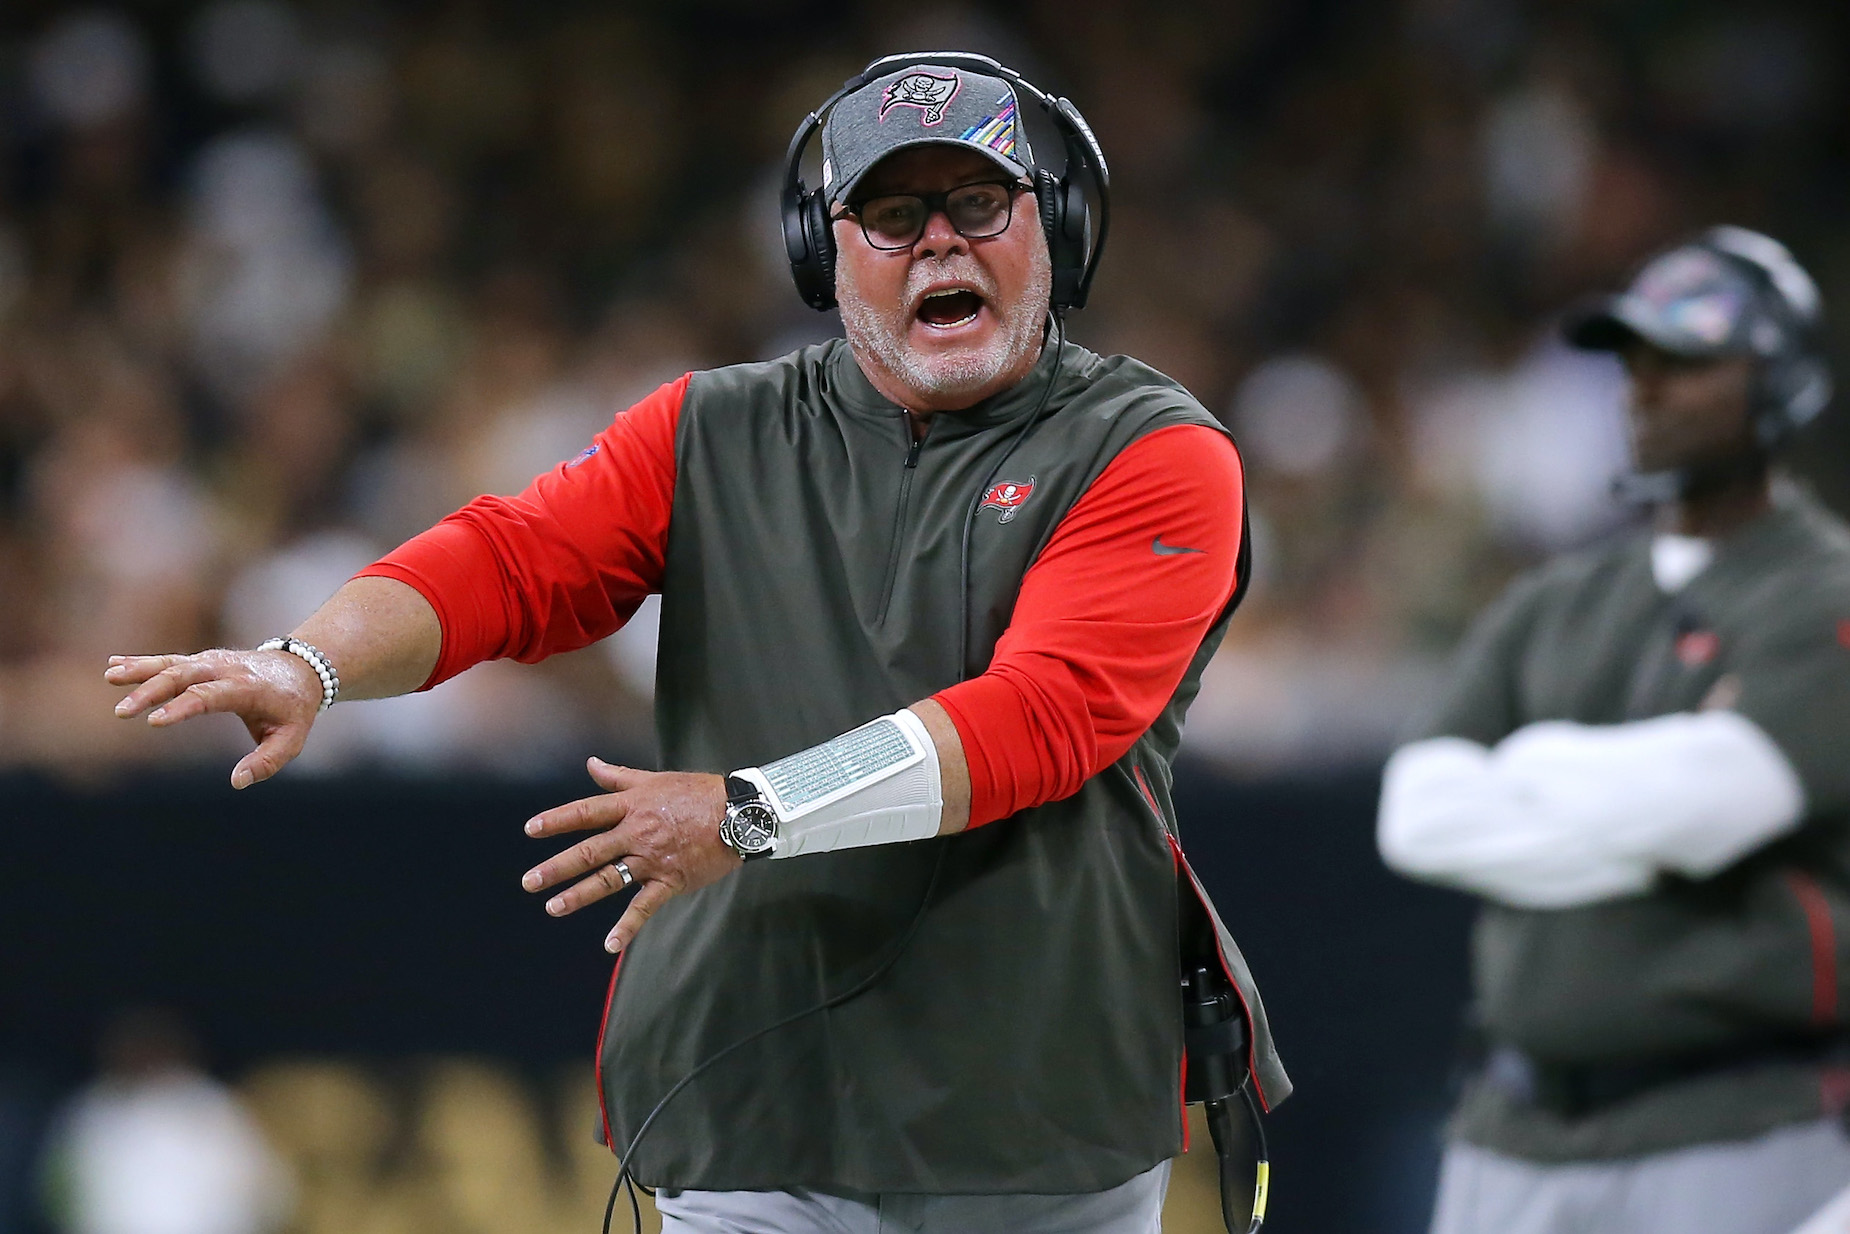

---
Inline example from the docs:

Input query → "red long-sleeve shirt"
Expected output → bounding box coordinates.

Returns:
[360,375,1243,826]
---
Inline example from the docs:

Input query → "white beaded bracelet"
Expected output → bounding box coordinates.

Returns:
[256,636,340,712]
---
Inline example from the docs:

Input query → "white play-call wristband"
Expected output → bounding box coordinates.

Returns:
[732,709,944,859]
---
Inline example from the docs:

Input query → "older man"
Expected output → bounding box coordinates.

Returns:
[1380,227,1850,1234]
[110,54,1287,1232]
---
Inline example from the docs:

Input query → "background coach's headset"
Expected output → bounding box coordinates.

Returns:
[781,50,1112,316]
[1698,225,1833,450]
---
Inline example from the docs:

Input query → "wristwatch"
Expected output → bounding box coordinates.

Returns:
[720,775,779,860]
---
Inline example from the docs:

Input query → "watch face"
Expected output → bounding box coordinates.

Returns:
[727,803,778,855]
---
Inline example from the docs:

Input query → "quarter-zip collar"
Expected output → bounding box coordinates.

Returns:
[824,332,1085,435]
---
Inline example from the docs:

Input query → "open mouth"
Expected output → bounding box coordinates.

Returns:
[916,288,984,328]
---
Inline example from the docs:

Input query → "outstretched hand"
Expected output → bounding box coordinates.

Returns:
[522,759,741,954]
[107,650,324,789]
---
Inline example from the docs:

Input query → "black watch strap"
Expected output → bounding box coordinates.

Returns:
[726,775,761,806]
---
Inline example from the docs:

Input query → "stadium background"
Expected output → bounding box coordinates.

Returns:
[0,0,1844,1230]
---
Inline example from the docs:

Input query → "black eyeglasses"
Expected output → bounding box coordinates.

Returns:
[836,180,1031,251]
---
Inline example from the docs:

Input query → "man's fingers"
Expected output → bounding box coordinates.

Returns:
[108,649,322,792]
[114,659,219,718]
[232,727,308,790]
[538,851,639,917]
[587,757,650,792]
[524,792,629,839]
[524,829,631,899]
[104,654,184,687]
[147,679,243,727]
[607,880,675,954]
[523,770,727,949]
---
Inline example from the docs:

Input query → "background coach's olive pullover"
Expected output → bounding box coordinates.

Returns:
[363,337,1290,1192]
[1423,488,1850,1162]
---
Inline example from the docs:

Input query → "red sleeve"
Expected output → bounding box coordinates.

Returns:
[933,424,1243,827]
[356,374,687,689]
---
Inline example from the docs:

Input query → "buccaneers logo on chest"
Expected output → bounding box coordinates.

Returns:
[1675,628,1721,667]
[979,477,1036,524]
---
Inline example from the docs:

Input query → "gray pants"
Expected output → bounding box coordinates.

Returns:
[1430,1118,1850,1234]
[656,1160,1171,1234]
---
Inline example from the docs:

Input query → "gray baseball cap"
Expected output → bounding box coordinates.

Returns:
[820,63,1035,206]
[1564,236,1786,358]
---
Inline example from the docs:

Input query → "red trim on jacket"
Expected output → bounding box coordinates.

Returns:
[1179,1046,1191,1153]
[1787,870,1839,1026]
[1133,764,1162,817]
[594,953,623,1153]
[936,425,1243,827]
[1139,765,1272,1111]
[1152,764,1193,1149]
[357,373,688,689]
[1167,829,1270,1111]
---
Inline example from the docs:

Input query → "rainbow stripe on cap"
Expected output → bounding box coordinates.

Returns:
[960,98,1018,160]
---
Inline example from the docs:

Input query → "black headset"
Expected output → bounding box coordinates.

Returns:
[781,51,1111,316]
[1697,225,1833,448]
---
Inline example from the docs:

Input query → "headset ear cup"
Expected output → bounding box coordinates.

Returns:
[1062,177,1088,249]
[806,193,837,311]
[1036,168,1061,254]
[786,190,837,312]
[1773,356,1833,432]
[1752,354,1832,450]
[1061,176,1090,306]
[1036,168,1083,312]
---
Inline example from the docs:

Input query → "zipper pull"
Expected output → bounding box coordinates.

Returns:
[905,437,923,469]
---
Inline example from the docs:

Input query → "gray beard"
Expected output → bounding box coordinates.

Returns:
[837,250,1052,407]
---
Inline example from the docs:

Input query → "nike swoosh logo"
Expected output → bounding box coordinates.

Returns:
[1152,536,1205,556]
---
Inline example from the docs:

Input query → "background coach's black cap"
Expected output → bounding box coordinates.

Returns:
[1564,225,1819,361]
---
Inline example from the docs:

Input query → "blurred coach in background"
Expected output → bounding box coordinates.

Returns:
[1379,227,1850,1234]
[106,53,1287,1233]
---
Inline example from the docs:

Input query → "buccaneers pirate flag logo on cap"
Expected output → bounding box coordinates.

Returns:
[980,477,1035,523]
[879,71,961,126]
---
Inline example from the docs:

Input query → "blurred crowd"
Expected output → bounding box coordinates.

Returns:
[0,0,1844,777]
[29,1008,647,1234]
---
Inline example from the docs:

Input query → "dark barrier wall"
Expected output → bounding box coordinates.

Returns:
[0,762,1474,1233]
